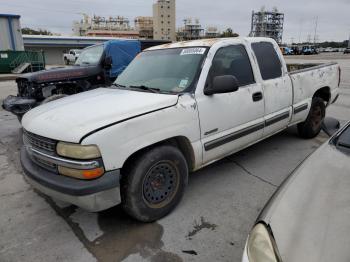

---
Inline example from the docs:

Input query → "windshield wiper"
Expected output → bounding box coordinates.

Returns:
[111,83,126,88]
[129,85,161,93]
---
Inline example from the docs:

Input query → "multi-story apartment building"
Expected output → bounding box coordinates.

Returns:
[153,0,176,41]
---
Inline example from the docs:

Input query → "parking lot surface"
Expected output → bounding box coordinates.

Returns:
[0,53,349,262]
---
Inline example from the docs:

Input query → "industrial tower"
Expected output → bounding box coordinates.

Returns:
[250,7,284,44]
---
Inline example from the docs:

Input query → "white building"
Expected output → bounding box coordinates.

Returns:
[73,14,139,39]
[153,0,176,41]
[23,35,122,65]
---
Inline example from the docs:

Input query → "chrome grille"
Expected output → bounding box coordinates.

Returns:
[33,155,57,171]
[23,130,57,153]
[23,130,58,172]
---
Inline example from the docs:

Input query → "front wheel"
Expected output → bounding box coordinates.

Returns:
[121,145,188,222]
[297,97,326,138]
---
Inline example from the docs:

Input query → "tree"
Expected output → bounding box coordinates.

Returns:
[220,28,239,38]
[21,27,55,36]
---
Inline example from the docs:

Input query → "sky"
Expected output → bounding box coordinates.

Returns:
[1,0,349,43]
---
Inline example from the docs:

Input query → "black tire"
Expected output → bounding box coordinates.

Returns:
[121,145,188,222]
[64,58,69,65]
[297,97,326,138]
[41,94,68,104]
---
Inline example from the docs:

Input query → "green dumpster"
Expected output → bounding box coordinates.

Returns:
[0,50,45,74]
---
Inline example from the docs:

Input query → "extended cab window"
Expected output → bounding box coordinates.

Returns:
[207,45,255,88]
[252,42,282,80]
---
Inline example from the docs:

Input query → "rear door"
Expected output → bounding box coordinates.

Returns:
[251,41,293,137]
[196,43,265,164]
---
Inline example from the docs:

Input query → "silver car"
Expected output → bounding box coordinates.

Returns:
[242,119,350,262]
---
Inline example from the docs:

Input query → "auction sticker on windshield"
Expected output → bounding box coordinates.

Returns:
[179,79,189,88]
[180,48,206,56]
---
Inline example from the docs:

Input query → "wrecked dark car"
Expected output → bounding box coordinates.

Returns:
[2,39,169,121]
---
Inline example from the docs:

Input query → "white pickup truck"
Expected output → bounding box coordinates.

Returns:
[63,49,82,65]
[21,37,340,222]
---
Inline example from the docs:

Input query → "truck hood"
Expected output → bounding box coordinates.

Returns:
[22,88,179,143]
[259,142,350,262]
[17,65,100,83]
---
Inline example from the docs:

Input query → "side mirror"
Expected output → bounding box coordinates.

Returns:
[321,117,340,137]
[204,75,240,96]
[103,56,112,69]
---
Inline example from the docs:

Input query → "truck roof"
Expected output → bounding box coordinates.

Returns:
[146,37,275,51]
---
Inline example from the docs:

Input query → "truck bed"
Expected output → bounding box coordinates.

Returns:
[287,62,337,74]
[287,63,336,74]
[288,61,339,125]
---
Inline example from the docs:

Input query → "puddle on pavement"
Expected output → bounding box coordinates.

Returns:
[47,200,182,262]
[92,206,165,261]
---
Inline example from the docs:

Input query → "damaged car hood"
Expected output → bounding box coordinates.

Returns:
[22,88,179,143]
[18,65,100,83]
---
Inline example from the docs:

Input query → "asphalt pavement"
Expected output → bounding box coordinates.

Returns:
[0,52,349,262]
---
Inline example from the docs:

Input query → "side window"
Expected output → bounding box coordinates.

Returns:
[207,45,255,88]
[251,42,282,80]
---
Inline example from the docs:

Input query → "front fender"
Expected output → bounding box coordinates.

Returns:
[81,94,202,171]
[2,95,37,115]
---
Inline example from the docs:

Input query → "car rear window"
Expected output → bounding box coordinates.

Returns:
[337,126,350,149]
[252,42,282,80]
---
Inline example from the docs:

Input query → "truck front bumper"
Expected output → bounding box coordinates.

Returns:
[20,147,121,212]
[2,95,36,116]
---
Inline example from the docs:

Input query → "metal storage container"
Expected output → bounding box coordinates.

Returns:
[0,14,24,51]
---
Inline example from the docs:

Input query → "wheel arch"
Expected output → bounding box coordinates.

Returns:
[121,136,196,176]
[313,86,331,104]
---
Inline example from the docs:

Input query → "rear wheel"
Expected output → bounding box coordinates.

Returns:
[121,145,188,222]
[297,97,326,138]
[64,58,69,65]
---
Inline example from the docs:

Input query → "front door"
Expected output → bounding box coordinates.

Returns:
[195,44,265,165]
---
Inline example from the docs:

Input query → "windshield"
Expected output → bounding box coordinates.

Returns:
[75,45,104,66]
[114,47,207,94]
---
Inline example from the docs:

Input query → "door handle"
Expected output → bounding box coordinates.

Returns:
[252,92,263,102]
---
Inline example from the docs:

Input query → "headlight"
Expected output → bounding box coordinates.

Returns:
[57,142,101,160]
[247,223,279,262]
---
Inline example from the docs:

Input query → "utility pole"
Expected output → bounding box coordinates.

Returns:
[313,16,318,45]
[298,18,303,43]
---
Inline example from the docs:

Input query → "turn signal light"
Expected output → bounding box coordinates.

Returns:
[58,166,105,180]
